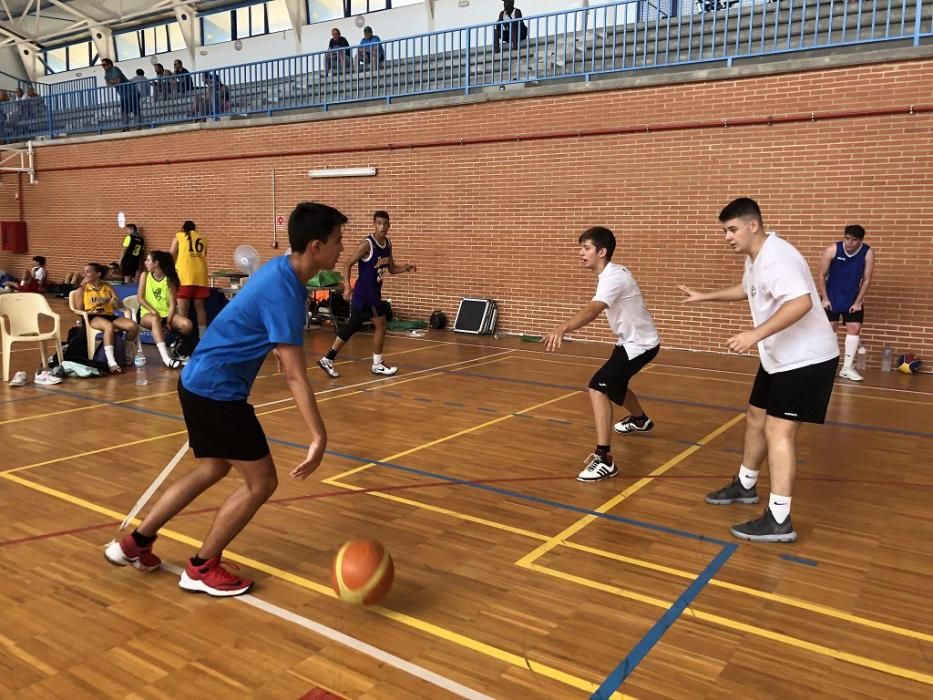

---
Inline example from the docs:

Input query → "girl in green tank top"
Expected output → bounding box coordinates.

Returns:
[138,251,194,369]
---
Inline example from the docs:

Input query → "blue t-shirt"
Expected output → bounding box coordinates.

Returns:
[181,255,307,401]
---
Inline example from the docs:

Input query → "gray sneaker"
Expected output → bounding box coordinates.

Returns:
[705,475,759,505]
[731,508,797,543]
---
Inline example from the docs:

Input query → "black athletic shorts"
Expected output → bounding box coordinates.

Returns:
[178,379,270,461]
[748,357,837,424]
[589,344,659,405]
[825,308,864,324]
[120,255,140,278]
[350,300,389,321]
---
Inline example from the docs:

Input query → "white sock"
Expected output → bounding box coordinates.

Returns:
[373,353,383,366]
[738,464,759,490]
[198,325,207,337]
[768,493,792,524]
[104,345,117,368]
[157,342,172,366]
[843,335,860,370]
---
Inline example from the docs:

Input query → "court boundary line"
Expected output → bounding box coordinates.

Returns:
[158,562,495,700]
[0,470,629,700]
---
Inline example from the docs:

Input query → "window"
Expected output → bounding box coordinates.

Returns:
[351,1,389,14]
[168,22,186,50]
[45,46,67,73]
[307,0,344,24]
[266,0,292,32]
[69,41,93,70]
[391,0,422,6]
[202,12,232,45]
[115,31,142,61]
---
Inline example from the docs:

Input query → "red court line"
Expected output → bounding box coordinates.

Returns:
[2,473,927,550]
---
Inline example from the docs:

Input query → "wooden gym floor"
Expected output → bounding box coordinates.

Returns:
[1,302,931,699]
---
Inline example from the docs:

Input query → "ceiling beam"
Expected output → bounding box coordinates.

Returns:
[0,0,17,28]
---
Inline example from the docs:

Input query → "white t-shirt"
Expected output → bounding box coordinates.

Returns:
[31,266,46,284]
[592,262,660,359]
[743,233,839,373]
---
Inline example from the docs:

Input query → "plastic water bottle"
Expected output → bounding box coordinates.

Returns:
[134,344,148,386]
[880,345,893,373]
[856,345,867,371]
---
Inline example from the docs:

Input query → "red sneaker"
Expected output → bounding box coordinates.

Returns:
[104,534,162,572]
[179,556,253,597]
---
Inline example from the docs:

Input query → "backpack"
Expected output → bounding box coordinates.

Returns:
[93,330,132,368]
[429,310,447,330]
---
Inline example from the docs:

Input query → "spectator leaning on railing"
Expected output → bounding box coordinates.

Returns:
[153,63,173,100]
[102,58,138,128]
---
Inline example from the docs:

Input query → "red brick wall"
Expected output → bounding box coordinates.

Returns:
[2,58,931,365]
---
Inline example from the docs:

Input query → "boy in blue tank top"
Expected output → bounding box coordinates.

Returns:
[318,210,417,378]
[105,202,346,597]
[816,224,875,382]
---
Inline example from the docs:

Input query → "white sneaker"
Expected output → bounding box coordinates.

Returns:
[9,370,27,386]
[318,357,339,378]
[839,367,864,382]
[371,363,398,376]
[34,370,62,385]
[577,453,618,483]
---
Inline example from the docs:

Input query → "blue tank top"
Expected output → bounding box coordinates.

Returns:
[827,240,869,312]
[352,235,392,309]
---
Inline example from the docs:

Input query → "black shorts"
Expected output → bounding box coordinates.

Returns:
[589,344,659,405]
[178,379,270,461]
[825,308,864,324]
[748,358,837,424]
[120,256,140,277]
[88,313,118,323]
[350,300,389,321]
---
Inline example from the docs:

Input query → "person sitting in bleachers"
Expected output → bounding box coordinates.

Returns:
[193,72,230,118]
[325,28,352,75]
[494,1,527,53]
[357,26,385,70]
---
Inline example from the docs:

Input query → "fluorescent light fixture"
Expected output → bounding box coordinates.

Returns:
[309,167,377,178]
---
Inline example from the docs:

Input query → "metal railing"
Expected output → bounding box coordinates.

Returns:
[1,0,929,143]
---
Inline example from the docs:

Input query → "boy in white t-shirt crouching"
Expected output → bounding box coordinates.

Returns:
[680,198,838,542]
[544,226,661,483]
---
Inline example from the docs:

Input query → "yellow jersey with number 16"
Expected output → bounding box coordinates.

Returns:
[175,230,208,287]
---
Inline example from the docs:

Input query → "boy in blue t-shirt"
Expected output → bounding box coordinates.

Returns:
[106,202,346,597]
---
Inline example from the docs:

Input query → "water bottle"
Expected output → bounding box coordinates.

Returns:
[856,345,867,371]
[134,344,148,386]
[880,345,893,373]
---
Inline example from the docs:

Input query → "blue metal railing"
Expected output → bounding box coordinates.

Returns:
[1,0,929,143]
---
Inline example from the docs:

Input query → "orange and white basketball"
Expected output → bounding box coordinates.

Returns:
[331,538,394,605]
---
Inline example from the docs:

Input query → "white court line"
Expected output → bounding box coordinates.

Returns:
[252,350,514,409]
[161,563,493,700]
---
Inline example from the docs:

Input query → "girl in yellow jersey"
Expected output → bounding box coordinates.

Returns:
[170,220,209,337]
[75,262,138,373]
[138,251,194,369]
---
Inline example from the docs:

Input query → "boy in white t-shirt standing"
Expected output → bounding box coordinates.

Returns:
[544,226,661,483]
[680,198,838,542]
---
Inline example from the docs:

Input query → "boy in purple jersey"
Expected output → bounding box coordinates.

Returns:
[318,210,417,378]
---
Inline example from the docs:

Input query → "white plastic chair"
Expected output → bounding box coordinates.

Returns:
[0,292,63,382]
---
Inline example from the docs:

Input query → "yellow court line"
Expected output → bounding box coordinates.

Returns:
[0,471,627,700]
[324,474,933,646]
[323,390,582,485]
[515,413,746,568]
[527,561,933,686]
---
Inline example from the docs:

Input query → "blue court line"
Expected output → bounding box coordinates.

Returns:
[592,543,738,698]
[383,360,933,440]
[780,553,819,567]
[29,383,731,546]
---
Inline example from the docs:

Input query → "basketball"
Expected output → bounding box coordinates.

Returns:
[896,353,922,374]
[331,539,394,605]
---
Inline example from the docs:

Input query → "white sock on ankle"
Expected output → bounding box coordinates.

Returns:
[843,335,860,369]
[373,353,383,366]
[104,345,117,368]
[157,342,172,366]
[768,493,792,524]
[738,464,759,490]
